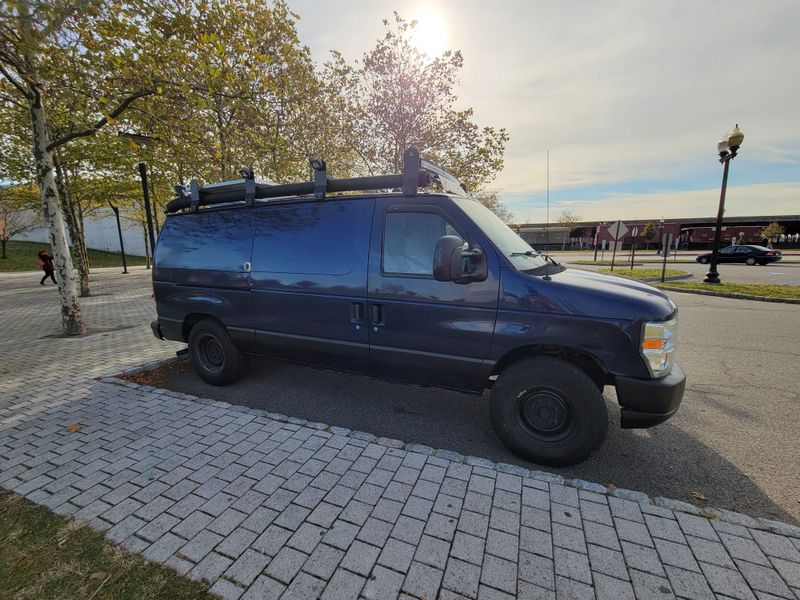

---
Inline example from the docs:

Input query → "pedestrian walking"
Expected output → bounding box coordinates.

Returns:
[36,249,57,285]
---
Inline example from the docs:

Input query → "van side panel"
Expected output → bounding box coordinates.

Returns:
[153,209,253,346]
[249,198,374,372]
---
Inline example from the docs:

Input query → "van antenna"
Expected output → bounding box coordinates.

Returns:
[543,150,552,281]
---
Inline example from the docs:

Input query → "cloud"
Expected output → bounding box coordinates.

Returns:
[291,0,800,206]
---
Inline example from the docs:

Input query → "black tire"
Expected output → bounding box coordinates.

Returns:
[745,257,756,266]
[757,260,767,266]
[697,256,709,264]
[490,357,608,466]
[188,319,247,385]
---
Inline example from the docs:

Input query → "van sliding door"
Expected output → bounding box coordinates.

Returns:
[249,198,374,372]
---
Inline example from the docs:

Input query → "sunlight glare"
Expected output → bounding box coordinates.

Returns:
[408,7,448,58]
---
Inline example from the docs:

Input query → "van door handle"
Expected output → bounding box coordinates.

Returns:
[350,302,364,323]
[242,261,251,272]
[372,304,384,326]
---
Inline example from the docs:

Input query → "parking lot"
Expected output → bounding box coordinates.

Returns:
[153,290,800,525]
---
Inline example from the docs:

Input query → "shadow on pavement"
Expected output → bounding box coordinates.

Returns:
[150,355,797,525]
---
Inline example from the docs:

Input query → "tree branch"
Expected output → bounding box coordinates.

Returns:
[0,90,25,108]
[46,90,153,151]
[0,62,31,99]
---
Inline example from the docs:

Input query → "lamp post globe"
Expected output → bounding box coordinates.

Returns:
[717,137,730,158]
[704,124,743,284]
[728,124,744,150]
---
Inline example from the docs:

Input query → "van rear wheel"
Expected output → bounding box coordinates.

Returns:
[490,357,608,466]
[188,319,247,385]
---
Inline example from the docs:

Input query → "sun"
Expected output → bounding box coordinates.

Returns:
[408,7,449,58]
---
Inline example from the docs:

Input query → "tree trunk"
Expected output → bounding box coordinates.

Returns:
[143,223,151,269]
[30,93,86,335]
[1,239,6,259]
[54,154,91,297]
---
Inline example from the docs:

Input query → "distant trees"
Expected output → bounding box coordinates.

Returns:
[760,222,785,245]
[642,222,657,249]
[556,210,581,250]
[474,191,514,223]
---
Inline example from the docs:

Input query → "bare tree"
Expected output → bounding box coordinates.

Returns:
[556,210,581,250]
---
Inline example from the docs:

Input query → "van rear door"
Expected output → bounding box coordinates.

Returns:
[249,198,374,372]
[154,209,253,346]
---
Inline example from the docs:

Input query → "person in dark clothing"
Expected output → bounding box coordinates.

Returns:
[37,249,57,285]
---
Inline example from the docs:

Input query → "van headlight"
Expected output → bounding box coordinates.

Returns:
[640,317,677,378]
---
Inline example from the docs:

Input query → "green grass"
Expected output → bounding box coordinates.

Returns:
[599,267,691,280]
[571,259,697,265]
[0,489,214,600]
[655,281,800,300]
[572,260,645,266]
[0,240,146,272]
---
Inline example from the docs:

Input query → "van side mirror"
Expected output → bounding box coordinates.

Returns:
[433,235,488,283]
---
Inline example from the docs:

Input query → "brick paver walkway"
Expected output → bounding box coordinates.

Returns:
[1,269,799,600]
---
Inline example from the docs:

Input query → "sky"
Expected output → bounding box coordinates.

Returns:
[290,0,800,223]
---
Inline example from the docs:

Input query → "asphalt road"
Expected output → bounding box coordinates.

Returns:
[550,251,800,285]
[154,292,800,524]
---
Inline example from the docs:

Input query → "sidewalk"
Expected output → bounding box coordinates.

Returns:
[1,271,799,600]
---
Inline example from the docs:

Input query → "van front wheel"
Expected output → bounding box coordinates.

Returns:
[188,319,247,385]
[490,357,608,466]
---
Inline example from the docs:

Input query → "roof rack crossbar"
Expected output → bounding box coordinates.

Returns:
[165,147,461,214]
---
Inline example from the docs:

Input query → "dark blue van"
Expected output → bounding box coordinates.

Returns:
[152,149,685,465]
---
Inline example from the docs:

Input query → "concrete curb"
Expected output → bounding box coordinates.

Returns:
[657,286,800,304]
[105,362,800,540]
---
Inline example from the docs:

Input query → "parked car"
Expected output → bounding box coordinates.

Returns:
[151,149,685,466]
[696,245,782,265]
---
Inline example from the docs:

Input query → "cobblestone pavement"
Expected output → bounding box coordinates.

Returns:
[2,269,799,600]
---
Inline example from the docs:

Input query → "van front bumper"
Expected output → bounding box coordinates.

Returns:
[615,363,686,429]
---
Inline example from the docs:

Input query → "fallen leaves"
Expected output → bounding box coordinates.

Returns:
[65,423,82,433]
[691,490,708,502]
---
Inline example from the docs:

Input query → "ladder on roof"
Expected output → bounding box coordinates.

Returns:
[166,148,466,214]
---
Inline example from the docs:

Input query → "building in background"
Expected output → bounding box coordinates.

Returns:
[512,215,800,250]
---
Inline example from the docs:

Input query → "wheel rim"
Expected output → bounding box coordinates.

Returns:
[516,387,574,441]
[746,258,755,265]
[198,334,224,370]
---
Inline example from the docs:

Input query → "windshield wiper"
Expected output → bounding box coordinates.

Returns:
[509,250,538,257]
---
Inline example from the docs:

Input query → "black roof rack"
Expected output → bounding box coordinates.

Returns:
[165,147,466,214]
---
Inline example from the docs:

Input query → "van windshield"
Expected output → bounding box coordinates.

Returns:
[452,197,548,271]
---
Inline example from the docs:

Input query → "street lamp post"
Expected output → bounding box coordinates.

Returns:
[108,201,128,274]
[704,125,744,284]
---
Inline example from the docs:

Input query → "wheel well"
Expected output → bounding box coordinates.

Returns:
[492,345,608,389]
[182,313,221,341]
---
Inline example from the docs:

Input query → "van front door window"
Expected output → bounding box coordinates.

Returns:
[383,212,462,275]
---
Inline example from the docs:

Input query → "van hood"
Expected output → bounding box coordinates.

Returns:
[500,266,677,322]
